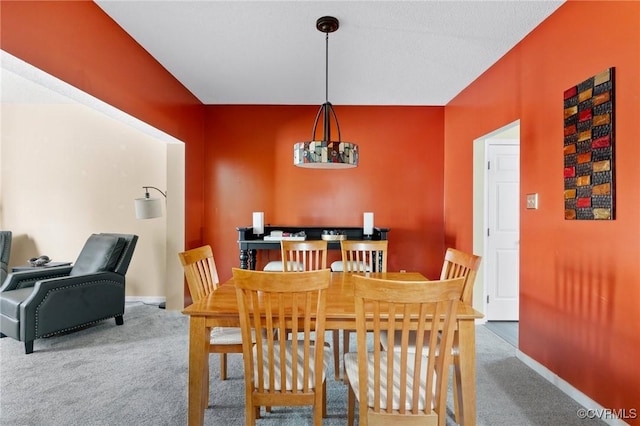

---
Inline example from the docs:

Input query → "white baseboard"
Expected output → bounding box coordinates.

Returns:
[516,350,631,426]
[125,296,165,305]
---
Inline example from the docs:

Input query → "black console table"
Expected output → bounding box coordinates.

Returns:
[237,226,390,270]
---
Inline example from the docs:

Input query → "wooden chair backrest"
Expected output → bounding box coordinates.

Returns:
[340,240,388,273]
[352,275,464,425]
[232,268,330,407]
[281,240,328,272]
[178,245,220,303]
[439,248,482,305]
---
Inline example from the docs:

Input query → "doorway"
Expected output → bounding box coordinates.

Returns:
[472,121,521,343]
[1,50,186,309]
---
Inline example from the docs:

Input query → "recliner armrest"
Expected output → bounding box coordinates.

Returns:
[23,271,124,305]
[0,266,73,292]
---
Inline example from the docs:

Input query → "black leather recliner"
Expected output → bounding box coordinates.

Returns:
[0,233,138,354]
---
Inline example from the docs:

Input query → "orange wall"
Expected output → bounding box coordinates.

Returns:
[204,105,446,282]
[445,0,640,416]
[0,0,206,249]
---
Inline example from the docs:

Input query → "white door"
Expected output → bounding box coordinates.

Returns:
[486,142,520,320]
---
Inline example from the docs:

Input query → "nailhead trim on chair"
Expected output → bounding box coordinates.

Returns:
[34,280,124,338]
[40,317,113,338]
[14,271,70,290]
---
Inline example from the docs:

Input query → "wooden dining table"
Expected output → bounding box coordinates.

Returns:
[182,271,484,426]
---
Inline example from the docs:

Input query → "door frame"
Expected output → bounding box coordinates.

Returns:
[472,120,520,321]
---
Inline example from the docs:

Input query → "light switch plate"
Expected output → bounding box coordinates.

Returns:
[526,193,538,209]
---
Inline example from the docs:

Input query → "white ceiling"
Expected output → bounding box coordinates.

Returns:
[94,0,564,106]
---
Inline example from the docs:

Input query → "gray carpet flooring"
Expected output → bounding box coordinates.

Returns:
[0,302,605,425]
[484,321,518,348]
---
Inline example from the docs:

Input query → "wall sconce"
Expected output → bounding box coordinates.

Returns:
[135,186,167,219]
[252,212,264,236]
[363,212,374,239]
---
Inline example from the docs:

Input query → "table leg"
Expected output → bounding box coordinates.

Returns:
[452,332,462,422]
[249,249,257,270]
[188,316,210,426]
[240,249,249,270]
[456,319,477,426]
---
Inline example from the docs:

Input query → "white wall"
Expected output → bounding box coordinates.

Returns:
[1,52,185,307]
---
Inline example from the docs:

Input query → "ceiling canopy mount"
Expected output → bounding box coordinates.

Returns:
[316,16,339,33]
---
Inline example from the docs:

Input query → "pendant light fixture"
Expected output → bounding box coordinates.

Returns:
[294,16,358,169]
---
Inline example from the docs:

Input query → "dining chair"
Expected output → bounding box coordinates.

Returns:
[336,239,388,273]
[440,247,482,305]
[336,239,388,381]
[232,267,331,426]
[262,239,315,272]
[178,245,246,389]
[345,275,464,426]
[280,240,327,272]
[381,247,482,422]
[278,239,342,379]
